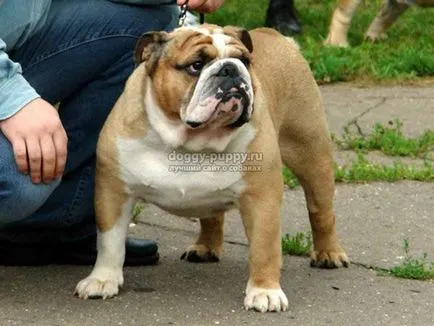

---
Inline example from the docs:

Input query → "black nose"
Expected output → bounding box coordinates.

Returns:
[185,120,202,128]
[216,63,239,78]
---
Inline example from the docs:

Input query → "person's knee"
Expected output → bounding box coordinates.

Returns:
[0,135,60,226]
[1,179,61,225]
[0,174,61,226]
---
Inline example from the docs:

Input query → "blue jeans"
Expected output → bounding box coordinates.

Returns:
[0,0,177,243]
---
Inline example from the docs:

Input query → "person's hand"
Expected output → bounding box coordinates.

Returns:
[177,0,224,13]
[0,98,68,184]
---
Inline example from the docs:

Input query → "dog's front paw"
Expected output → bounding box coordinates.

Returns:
[244,287,288,313]
[310,247,349,269]
[180,244,220,263]
[74,269,124,300]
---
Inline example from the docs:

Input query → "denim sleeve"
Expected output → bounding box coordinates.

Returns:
[109,0,176,5]
[0,38,40,120]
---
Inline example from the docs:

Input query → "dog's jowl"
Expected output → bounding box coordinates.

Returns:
[75,24,349,313]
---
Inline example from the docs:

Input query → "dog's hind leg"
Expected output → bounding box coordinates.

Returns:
[280,130,349,269]
[325,0,362,46]
[181,213,224,263]
[366,0,411,41]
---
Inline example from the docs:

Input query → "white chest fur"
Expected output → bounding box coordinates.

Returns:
[116,124,256,218]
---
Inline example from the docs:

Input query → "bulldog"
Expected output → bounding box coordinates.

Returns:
[74,24,349,312]
[326,0,434,47]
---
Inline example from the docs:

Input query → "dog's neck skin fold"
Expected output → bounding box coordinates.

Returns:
[145,78,187,148]
[145,78,254,152]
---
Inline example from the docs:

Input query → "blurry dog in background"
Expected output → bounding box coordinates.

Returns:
[326,0,434,47]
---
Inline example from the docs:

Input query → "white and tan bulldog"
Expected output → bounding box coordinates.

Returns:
[74,24,349,312]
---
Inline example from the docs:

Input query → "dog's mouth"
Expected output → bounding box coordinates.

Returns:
[183,85,251,129]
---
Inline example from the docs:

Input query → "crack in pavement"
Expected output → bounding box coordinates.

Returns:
[344,97,387,137]
[135,221,198,237]
[137,220,249,246]
[350,261,390,273]
[137,221,398,274]
[362,95,434,100]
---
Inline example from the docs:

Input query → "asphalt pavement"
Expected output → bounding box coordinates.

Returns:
[0,83,433,326]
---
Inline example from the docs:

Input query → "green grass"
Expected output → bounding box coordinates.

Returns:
[283,153,433,188]
[282,232,312,256]
[339,120,434,157]
[132,204,144,223]
[282,166,300,189]
[334,154,433,183]
[389,239,434,280]
[206,0,434,83]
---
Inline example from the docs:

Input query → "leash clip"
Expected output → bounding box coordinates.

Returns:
[178,0,205,27]
[178,0,189,27]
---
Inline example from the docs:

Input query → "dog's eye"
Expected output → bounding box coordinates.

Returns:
[186,60,205,76]
[240,57,250,68]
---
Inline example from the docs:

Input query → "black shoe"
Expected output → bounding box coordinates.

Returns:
[265,0,302,35]
[58,237,159,266]
[0,242,56,266]
[0,237,159,266]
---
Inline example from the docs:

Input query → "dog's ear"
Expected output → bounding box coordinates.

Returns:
[223,26,253,53]
[238,29,253,53]
[134,31,169,70]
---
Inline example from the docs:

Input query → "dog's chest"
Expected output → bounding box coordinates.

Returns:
[116,130,254,218]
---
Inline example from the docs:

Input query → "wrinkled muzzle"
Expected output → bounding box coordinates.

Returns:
[182,58,254,129]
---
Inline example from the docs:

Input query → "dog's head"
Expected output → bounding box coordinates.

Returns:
[135,24,254,131]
